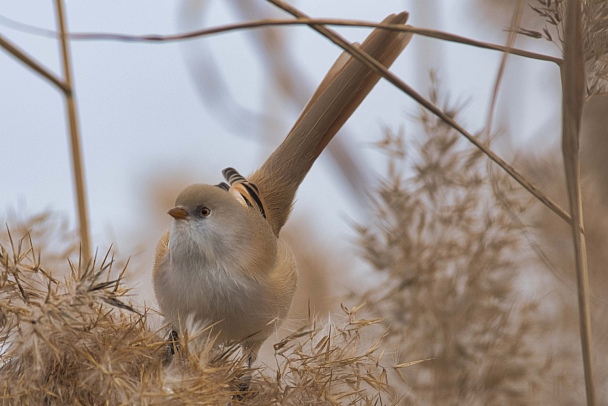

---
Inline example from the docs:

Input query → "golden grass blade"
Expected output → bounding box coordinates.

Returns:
[0,34,69,92]
[55,0,91,262]
[561,1,596,405]
[393,358,434,369]
[267,0,573,228]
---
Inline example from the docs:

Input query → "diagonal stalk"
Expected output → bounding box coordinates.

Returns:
[267,0,573,228]
[0,34,69,92]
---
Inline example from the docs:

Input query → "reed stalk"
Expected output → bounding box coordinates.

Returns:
[55,0,91,262]
[561,1,595,404]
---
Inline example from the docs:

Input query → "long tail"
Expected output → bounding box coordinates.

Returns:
[249,12,412,236]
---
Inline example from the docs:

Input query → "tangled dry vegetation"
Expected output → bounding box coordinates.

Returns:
[522,0,608,94]
[2,1,608,405]
[354,85,549,405]
[0,219,399,405]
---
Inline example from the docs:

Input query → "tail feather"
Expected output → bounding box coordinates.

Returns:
[250,12,412,236]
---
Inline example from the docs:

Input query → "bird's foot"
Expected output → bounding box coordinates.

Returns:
[162,329,180,365]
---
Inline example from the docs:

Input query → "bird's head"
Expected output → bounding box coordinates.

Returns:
[167,183,276,271]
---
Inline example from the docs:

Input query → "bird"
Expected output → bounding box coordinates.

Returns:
[152,11,412,381]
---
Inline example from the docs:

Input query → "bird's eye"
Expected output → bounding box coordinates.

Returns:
[199,207,211,217]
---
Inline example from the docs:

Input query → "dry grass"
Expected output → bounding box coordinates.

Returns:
[524,0,608,95]
[0,219,399,405]
[353,83,549,405]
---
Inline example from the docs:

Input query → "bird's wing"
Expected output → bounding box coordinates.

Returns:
[222,167,270,223]
[152,229,170,281]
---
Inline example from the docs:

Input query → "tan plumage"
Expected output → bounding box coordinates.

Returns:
[152,12,412,373]
[249,12,412,236]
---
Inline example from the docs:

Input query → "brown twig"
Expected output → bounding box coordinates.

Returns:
[561,1,595,405]
[0,34,69,92]
[0,14,562,65]
[266,0,573,227]
[409,25,561,66]
[54,0,91,262]
[0,9,91,261]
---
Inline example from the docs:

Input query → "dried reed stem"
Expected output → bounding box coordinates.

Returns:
[0,34,69,92]
[0,7,91,262]
[408,25,561,65]
[55,0,91,262]
[561,1,595,405]
[51,19,561,65]
[267,0,573,228]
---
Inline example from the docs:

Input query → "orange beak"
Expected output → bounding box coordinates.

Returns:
[168,207,188,220]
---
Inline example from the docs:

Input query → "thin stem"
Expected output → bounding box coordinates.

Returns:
[0,14,562,65]
[407,25,561,66]
[562,0,595,404]
[55,0,91,262]
[0,34,69,92]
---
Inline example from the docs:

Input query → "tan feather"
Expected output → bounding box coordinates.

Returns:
[152,230,169,283]
[249,12,412,236]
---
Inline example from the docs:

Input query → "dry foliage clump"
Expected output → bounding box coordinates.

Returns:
[0,228,161,405]
[523,0,608,94]
[0,221,398,405]
[354,86,548,405]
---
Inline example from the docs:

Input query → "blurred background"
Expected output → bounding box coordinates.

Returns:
[2,1,607,403]
[0,0,561,303]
